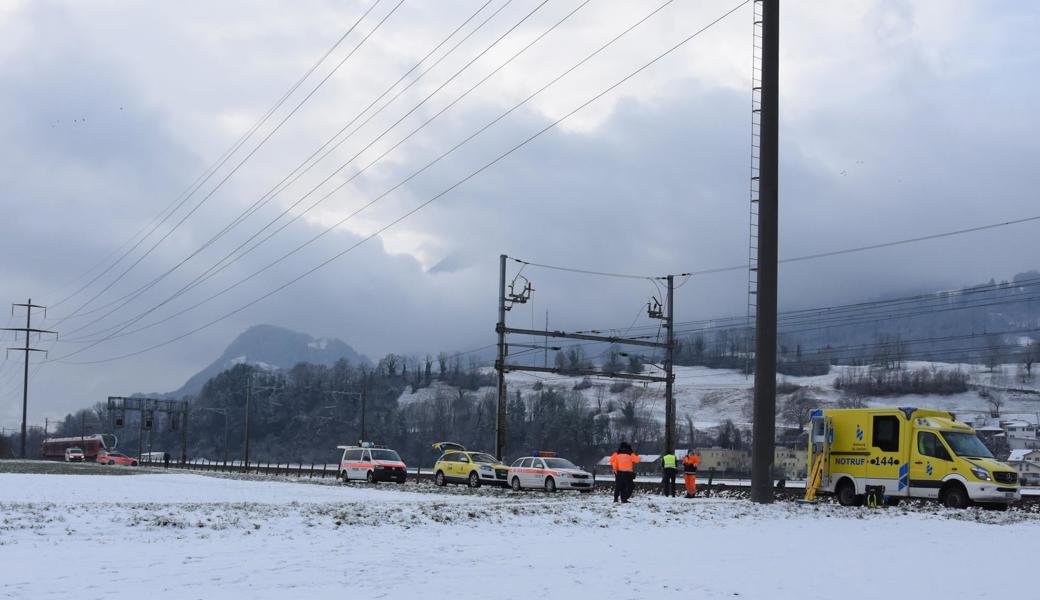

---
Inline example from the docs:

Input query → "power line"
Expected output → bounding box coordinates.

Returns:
[677,214,1040,278]
[448,277,1040,375]
[562,273,1040,341]
[51,0,680,356]
[59,0,554,344]
[48,0,400,326]
[55,0,505,336]
[509,256,660,280]
[51,0,750,365]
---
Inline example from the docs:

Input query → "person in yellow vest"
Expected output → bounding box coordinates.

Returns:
[660,451,677,497]
[683,450,701,498]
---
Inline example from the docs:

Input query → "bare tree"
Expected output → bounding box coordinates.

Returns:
[684,414,696,448]
[837,390,866,409]
[566,346,587,370]
[620,386,645,427]
[985,334,1004,373]
[380,353,399,377]
[1023,342,1037,382]
[781,389,817,432]
[593,384,608,413]
[987,390,1005,418]
[603,345,622,374]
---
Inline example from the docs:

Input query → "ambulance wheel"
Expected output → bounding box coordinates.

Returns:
[339,471,348,483]
[544,477,557,493]
[941,483,970,509]
[511,477,522,491]
[836,479,861,507]
[366,470,376,484]
[468,472,481,488]
[435,471,446,487]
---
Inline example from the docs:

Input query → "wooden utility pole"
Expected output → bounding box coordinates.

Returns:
[3,299,56,458]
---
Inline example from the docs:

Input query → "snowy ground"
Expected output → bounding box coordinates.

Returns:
[3,472,1040,599]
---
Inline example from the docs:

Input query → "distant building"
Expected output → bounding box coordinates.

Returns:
[1007,449,1040,486]
[1003,420,1040,450]
[696,448,751,474]
[774,447,808,479]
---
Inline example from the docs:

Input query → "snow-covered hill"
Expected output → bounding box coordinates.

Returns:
[396,361,1040,431]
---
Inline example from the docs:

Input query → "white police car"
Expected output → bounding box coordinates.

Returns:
[507,453,593,492]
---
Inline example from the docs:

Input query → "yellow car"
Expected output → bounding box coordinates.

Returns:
[432,442,509,488]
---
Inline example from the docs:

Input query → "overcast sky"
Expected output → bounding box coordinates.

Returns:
[1,0,1037,428]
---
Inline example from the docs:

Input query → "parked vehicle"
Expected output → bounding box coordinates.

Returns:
[807,407,1020,508]
[507,452,593,492]
[337,442,407,483]
[64,447,85,462]
[41,434,117,461]
[97,450,139,466]
[432,442,508,488]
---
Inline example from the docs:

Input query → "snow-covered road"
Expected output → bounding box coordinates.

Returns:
[2,472,1036,599]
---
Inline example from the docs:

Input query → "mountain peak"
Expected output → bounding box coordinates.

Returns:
[172,324,369,397]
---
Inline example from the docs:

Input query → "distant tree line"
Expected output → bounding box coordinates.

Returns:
[833,365,970,397]
[39,353,700,468]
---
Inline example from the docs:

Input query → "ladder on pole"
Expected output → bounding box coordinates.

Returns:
[746,0,764,375]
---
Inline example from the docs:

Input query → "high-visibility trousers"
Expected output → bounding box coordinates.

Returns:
[684,473,697,497]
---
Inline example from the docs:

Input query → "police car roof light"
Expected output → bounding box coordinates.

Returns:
[533,451,556,457]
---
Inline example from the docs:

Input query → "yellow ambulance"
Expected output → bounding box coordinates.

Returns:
[806,407,1020,508]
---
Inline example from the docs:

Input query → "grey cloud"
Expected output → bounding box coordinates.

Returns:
[1,1,1038,429]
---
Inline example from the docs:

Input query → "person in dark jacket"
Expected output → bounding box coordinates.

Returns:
[163,452,170,469]
[610,442,628,503]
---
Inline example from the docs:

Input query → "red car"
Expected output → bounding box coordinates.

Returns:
[97,450,139,466]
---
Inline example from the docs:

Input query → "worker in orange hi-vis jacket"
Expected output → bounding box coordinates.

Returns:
[683,451,701,498]
[614,442,640,503]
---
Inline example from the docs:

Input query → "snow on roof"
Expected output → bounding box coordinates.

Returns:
[1008,449,1040,461]
[1004,420,1033,428]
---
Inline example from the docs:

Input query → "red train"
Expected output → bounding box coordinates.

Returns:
[41,434,118,461]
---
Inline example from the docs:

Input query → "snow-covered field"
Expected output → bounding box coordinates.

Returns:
[3,472,1039,599]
